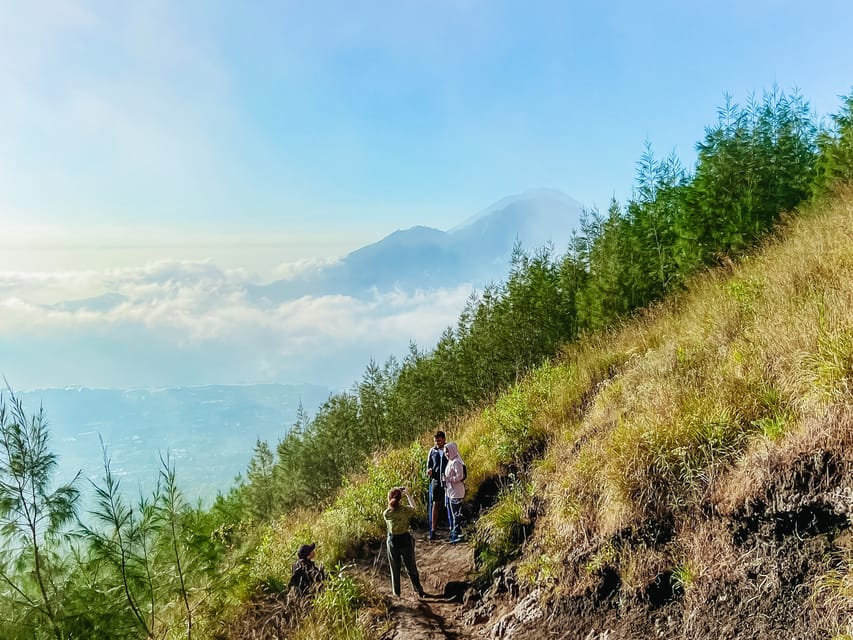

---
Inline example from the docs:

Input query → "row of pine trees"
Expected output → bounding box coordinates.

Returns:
[0,87,852,639]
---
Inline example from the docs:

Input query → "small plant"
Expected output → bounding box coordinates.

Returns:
[472,481,533,578]
[726,277,764,313]
[517,550,559,584]
[585,542,617,575]
[752,413,791,441]
[671,562,695,593]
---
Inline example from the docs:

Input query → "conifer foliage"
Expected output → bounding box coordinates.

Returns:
[0,389,229,640]
[0,389,79,640]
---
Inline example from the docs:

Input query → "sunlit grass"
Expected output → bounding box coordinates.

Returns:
[524,189,853,595]
[472,480,534,578]
[229,188,853,637]
[811,533,853,640]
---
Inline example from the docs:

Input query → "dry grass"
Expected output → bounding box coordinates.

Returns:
[672,518,759,604]
[504,188,853,592]
[231,188,853,637]
[810,530,853,640]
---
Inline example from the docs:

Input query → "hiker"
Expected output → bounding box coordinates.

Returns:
[443,442,466,543]
[382,486,425,598]
[426,430,448,540]
[288,543,326,597]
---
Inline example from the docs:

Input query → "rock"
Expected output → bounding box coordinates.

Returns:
[463,586,482,608]
[512,589,544,625]
[463,607,491,626]
[489,589,544,638]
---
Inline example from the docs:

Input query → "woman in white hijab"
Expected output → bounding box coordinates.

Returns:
[443,442,466,543]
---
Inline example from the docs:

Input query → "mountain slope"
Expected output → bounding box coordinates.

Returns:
[247,188,853,639]
[250,189,583,302]
[459,189,853,639]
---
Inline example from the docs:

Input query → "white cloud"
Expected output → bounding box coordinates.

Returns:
[272,256,342,281]
[0,259,473,389]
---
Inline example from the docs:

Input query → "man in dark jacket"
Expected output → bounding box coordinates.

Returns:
[426,431,447,540]
[288,543,326,597]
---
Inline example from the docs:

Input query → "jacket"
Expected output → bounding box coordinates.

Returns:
[427,445,448,486]
[443,442,466,500]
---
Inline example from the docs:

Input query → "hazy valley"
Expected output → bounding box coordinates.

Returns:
[17,384,330,503]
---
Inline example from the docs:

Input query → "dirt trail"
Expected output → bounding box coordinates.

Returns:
[363,529,478,640]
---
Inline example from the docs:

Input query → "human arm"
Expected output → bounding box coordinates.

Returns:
[400,487,416,508]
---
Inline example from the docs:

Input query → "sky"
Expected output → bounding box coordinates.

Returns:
[2,0,853,390]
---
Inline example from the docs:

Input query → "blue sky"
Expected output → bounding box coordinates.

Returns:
[1,0,853,389]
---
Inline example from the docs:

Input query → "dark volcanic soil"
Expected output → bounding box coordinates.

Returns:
[360,529,476,640]
[364,505,850,639]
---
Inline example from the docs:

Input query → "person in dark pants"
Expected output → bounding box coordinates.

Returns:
[426,431,447,540]
[382,486,425,598]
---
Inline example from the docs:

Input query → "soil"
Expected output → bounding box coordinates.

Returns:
[359,508,850,640]
[360,529,481,640]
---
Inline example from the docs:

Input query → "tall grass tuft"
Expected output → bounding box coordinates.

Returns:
[472,481,534,579]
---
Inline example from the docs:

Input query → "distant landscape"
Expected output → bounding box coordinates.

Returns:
[3,78,851,640]
[1,189,584,393]
[4,4,853,638]
[16,384,329,503]
[4,189,584,508]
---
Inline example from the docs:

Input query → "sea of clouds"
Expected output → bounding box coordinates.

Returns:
[0,258,474,391]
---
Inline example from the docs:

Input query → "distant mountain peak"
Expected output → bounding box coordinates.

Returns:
[449,188,582,233]
[383,225,446,243]
[251,188,584,302]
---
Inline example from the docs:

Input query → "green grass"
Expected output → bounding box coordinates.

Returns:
[209,189,853,637]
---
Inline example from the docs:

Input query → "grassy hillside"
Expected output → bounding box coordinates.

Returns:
[238,187,852,639]
[502,187,853,637]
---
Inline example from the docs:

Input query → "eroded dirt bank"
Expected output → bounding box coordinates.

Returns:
[461,446,853,639]
[365,445,852,639]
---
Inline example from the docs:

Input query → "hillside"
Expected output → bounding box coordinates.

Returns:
[459,189,853,639]
[246,188,852,639]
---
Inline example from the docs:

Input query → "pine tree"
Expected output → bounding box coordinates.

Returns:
[0,388,80,640]
[813,90,853,195]
[245,440,277,521]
